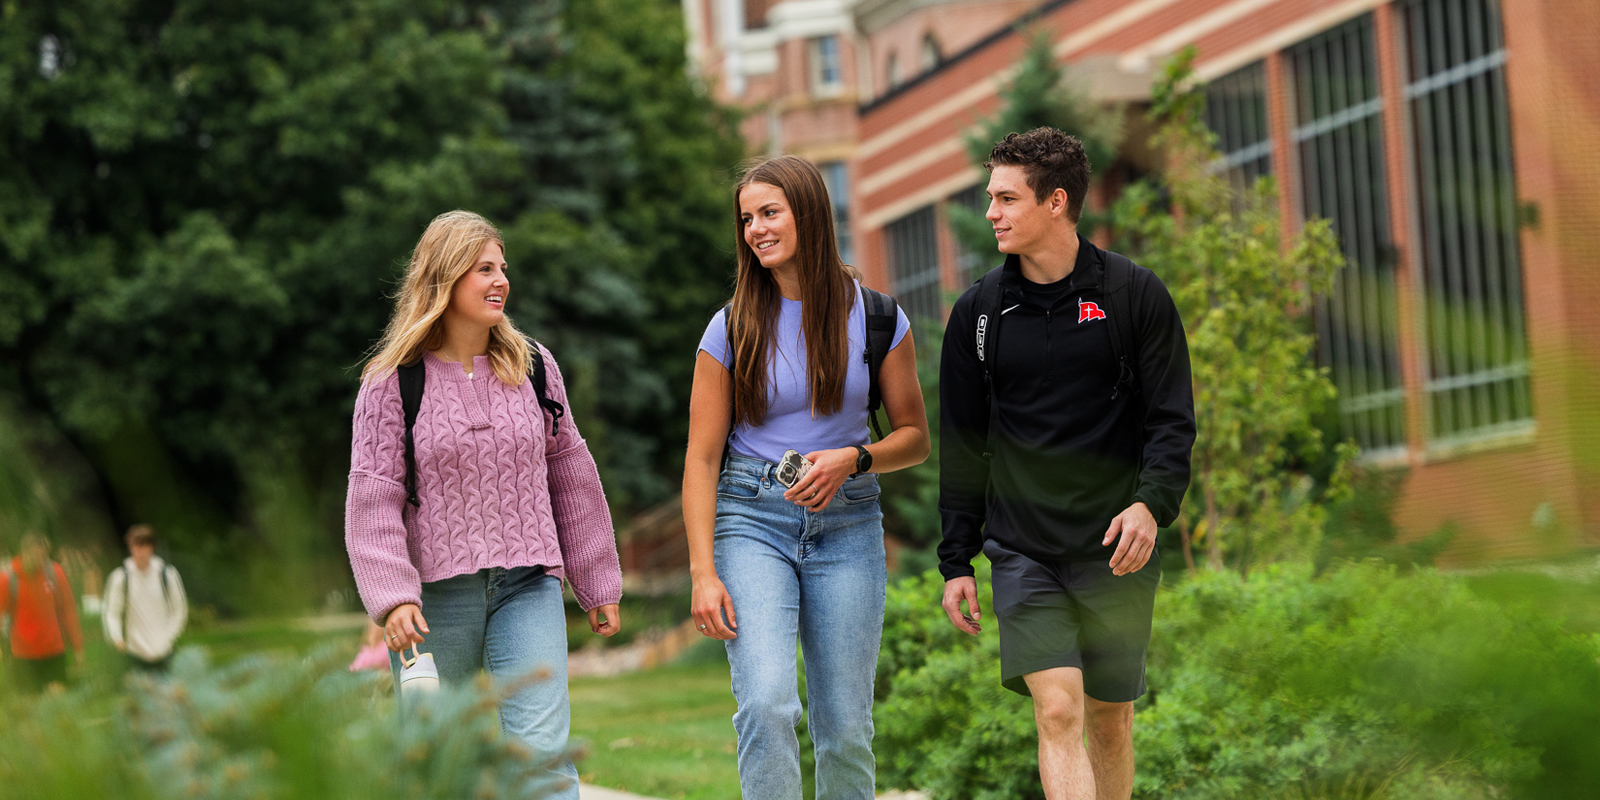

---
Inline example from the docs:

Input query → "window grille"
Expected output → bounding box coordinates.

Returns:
[886,206,942,322]
[1290,14,1408,455]
[1400,0,1531,443]
[1204,62,1274,192]
[823,161,853,265]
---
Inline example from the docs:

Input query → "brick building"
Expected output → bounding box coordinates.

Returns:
[684,0,1600,561]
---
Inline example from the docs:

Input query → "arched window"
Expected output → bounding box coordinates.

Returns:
[920,34,941,72]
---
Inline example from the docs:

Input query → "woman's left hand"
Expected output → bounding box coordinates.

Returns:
[589,603,621,637]
[783,448,857,512]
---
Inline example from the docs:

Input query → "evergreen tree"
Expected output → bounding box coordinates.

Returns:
[948,29,1124,264]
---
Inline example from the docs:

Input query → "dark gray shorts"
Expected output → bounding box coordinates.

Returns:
[984,538,1160,702]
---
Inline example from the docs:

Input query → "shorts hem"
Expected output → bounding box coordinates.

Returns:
[1000,657,1082,697]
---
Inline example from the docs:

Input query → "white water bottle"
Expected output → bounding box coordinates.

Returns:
[399,644,439,696]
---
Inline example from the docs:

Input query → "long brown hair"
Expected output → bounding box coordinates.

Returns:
[729,156,857,428]
[362,210,533,386]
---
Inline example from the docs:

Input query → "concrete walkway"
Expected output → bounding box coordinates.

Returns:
[578,785,661,800]
[580,784,928,800]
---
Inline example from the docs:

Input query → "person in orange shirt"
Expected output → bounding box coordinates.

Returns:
[1,531,85,692]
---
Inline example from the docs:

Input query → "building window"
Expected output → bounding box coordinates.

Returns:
[812,35,843,94]
[743,0,770,29]
[886,52,901,89]
[950,184,992,286]
[920,34,942,72]
[1400,0,1531,444]
[1290,14,1407,456]
[886,206,941,322]
[1204,62,1273,191]
[823,162,853,265]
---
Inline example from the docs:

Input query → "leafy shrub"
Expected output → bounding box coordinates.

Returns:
[1315,466,1453,573]
[873,562,1600,800]
[874,561,1046,800]
[0,647,574,799]
[1139,563,1600,800]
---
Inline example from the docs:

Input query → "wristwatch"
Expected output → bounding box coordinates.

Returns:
[850,444,873,477]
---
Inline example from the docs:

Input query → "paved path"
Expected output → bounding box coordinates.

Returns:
[579,785,661,800]
[580,784,927,800]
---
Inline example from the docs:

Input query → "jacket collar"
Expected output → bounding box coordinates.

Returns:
[999,234,1105,292]
[125,555,165,574]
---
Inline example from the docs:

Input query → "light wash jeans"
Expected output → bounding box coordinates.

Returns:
[389,566,578,800]
[715,453,888,800]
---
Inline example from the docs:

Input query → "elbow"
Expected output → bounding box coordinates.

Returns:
[909,427,932,466]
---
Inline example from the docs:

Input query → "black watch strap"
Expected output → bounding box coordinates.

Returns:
[851,444,872,477]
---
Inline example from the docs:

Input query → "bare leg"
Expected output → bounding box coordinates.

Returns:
[1084,696,1135,800]
[1023,667,1096,800]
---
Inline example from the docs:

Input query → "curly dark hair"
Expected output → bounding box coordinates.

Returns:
[984,127,1091,223]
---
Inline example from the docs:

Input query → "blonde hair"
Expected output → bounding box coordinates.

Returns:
[363,210,532,385]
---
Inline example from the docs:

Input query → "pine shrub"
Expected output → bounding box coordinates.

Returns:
[0,647,574,799]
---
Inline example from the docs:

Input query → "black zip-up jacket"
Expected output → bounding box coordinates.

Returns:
[937,236,1195,579]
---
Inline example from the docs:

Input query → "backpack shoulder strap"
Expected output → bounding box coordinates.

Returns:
[973,266,1008,460]
[398,360,426,508]
[1101,250,1143,400]
[859,286,898,441]
[526,342,566,437]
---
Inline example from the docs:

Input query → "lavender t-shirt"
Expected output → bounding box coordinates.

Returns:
[698,283,911,464]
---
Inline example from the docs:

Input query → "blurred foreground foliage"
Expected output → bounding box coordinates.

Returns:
[874,562,1600,800]
[0,0,742,610]
[0,647,573,799]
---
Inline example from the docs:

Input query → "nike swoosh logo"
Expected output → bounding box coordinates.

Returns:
[1001,304,1021,315]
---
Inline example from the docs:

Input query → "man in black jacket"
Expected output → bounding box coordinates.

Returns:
[938,128,1195,800]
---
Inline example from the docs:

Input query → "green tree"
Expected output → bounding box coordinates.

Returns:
[0,0,741,611]
[1107,49,1352,571]
[947,29,1124,260]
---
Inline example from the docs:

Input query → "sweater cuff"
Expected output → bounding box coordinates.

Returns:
[546,447,623,612]
[345,472,424,624]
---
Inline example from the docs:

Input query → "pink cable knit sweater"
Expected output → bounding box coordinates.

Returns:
[345,347,622,623]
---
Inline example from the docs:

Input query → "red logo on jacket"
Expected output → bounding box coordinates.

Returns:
[1078,299,1106,323]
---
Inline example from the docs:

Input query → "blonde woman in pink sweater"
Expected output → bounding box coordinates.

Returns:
[345,210,622,799]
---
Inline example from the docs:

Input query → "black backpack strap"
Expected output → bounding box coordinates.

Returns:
[527,344,565,437]
[1101,251,1143,401]
[398,360,425,507]
[973,266,1008,460]
[860,286,898,441]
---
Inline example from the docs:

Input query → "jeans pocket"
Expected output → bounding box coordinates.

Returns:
[837,474,881,505]
[716,477,761,500]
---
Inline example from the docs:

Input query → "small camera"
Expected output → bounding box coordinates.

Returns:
[775,450,813,489]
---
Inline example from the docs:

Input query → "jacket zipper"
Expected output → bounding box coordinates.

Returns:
[1045,308,1053,383]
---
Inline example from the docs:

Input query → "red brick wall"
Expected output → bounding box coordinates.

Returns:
[850,0,1600,561]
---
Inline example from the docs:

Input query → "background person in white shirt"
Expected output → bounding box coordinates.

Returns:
[104,524,187,671]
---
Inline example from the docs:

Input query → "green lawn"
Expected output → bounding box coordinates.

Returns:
[569,646,741,800]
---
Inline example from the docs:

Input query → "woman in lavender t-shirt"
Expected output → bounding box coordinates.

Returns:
[684,156,930,798]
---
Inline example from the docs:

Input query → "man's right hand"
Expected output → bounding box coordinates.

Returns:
[941,576,983,635]
[384,603,429,652]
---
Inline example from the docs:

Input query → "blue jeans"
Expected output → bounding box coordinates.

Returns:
[389,567,578,800]
[715,454,888,800]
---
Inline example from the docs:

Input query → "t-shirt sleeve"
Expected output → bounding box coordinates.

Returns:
[890,305,911,350]
[697,308,731,367]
